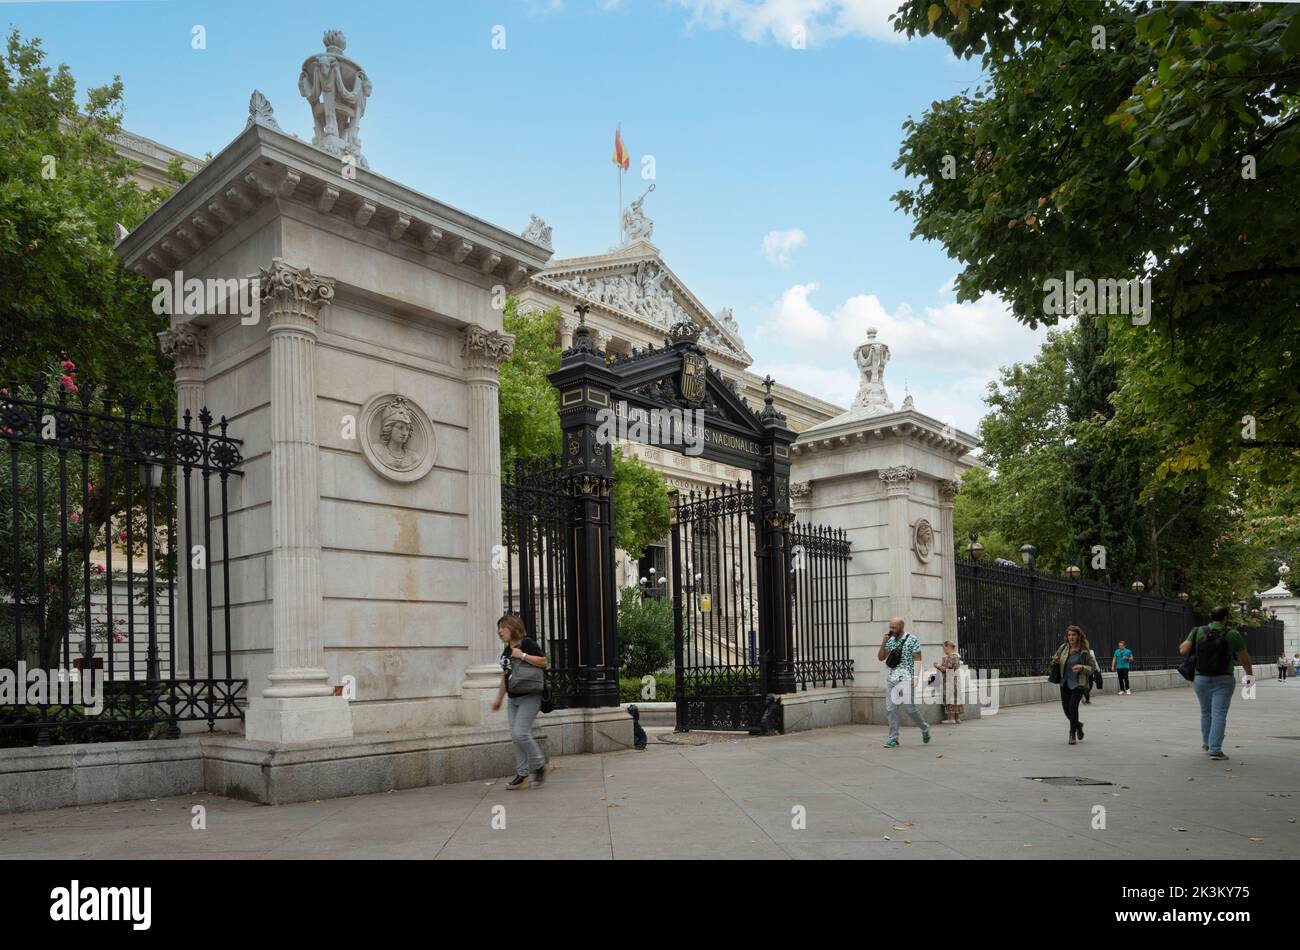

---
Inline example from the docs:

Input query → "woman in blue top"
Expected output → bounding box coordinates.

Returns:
[1051,625,1096,745]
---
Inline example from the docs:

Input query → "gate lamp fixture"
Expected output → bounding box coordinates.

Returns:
[966,534,984,560]
[1019,543,1037,570]
[1178,591,1190,602]
[1065,564,1081,581]
[1130,579,1145,594]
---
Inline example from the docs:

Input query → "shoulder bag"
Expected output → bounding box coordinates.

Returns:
[508,655,545,696]
[1047,646,1062,684]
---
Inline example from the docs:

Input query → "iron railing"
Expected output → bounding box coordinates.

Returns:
[501,455,579,707]
[790,522,853,689]
[1,377,246,745]
[956,555,1286,677]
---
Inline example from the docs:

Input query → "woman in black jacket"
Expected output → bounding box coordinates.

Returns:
[491,613,549,788]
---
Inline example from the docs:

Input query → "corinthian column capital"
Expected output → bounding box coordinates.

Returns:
[461,325,515,377]
[937,478,961,504]
[879,465,916,495]
[158,324,207,375]
[259,258,335,334]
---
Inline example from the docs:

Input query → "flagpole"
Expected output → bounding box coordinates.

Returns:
[617,123,623,245]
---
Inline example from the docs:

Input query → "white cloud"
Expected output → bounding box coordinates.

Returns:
[674,0,904,45]
[761,228,806,266]
[752,280,1057,434]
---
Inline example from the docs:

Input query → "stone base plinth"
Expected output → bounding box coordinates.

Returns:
[0,706,634,813]
[244,695,354,743]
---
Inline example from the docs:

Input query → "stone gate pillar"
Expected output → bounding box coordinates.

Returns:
[787,327,979,722]
[245,259,353,742]
[460,326,515,724]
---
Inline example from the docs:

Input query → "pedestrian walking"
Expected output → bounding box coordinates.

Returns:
[1278,654,1289,681]
[1051,624,1095,745]
[933,640,963,724]
[879,618,930,748]
[1179,606,1254,761]
[491,613,549,788]
[1111,640,1134,694]
[1292,654,1300,679]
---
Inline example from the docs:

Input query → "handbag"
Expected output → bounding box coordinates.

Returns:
[539,684,555,714]
[1092,668,1103,690]
[1047,648,1062,684]
[508,655,545,696]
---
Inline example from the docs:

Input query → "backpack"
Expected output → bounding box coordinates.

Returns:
[1194,626,1232,677]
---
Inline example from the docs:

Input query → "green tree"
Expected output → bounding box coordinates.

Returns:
[0,30,174,409]
[891,1,1300,490]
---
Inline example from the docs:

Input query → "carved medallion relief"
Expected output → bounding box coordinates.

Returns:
[358,393,436,482]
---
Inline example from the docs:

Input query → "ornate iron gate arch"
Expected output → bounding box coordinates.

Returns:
[547,307,798,728]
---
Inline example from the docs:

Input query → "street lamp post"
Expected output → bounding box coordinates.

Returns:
[1021,544,1037,669]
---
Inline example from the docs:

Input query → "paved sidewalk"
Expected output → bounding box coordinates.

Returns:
[3,679,1298,859]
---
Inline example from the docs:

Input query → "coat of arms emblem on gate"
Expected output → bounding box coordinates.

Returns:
[680,351,708,404]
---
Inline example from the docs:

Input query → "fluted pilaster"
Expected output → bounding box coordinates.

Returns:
[461,327,514,712]
[261,258,334,698]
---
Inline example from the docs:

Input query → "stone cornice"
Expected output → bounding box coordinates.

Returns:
[116,123,552,284]
[791,408,980,459]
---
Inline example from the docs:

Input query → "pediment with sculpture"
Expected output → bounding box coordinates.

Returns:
[531,251,749,362]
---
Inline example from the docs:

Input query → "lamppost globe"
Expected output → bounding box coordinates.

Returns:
[1178,591,1190,602]
[1065,565,1081,581]
[966,538,984,560]
[1019,543,1037,569]
[1131,579,1145,594]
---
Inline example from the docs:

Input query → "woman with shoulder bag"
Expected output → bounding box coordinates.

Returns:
[492,613,549,789]
[1050,624,1095,745]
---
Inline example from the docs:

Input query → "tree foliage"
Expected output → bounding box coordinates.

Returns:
[891,1,1300,490]
[0,30,173,409]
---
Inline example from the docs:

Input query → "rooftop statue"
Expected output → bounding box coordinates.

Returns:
[850,327,894,416]
[621,184,655,245]
[299,30,372,169]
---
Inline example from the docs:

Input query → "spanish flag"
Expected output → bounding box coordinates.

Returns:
[612,128,630,171]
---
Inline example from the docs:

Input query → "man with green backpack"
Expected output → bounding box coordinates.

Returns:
[1178,606,1255,761]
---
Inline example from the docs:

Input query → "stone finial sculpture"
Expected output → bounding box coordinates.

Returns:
[522,214,553,249]
[850,327,894,416]
[247,90,281,130]
[298,30,372,169]
[621,185,655,245]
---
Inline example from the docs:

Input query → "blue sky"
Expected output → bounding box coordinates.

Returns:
[6,0,1054,433]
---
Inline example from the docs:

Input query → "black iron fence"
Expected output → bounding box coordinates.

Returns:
[956,555,1286,677]
[1,377,246,745]
[790,522,853,689]
[501,456,579,707]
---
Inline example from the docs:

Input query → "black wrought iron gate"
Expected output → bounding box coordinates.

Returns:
[671,483,774,732]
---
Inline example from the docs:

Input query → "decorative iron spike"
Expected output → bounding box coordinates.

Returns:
[198,407,213,430]
[182,407,193,428]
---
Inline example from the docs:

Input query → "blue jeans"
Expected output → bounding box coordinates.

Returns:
[1192,674,1235,755]
[507,693,545,777]
[885,677,928,740]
